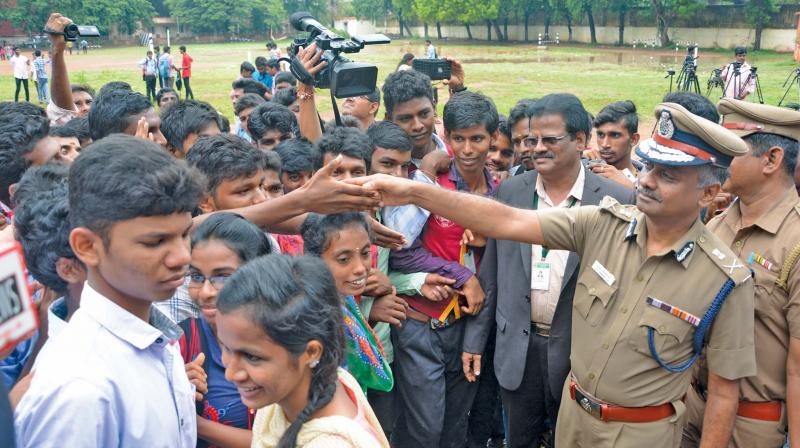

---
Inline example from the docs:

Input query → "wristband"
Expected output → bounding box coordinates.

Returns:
[449,86,467,95]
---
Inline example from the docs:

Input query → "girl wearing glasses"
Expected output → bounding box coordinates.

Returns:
[179,212,272,448]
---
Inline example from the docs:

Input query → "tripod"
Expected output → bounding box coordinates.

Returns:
[706,68,723,97]
[739,67,764,104]
[676,55,700,94]
[778,67,800,107]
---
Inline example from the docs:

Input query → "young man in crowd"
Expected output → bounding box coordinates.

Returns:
[508,98,538,175]
[71,84,94,117]
[231,78,268,106]
[342,88,380,130]
[357,101,755,448]
[160,99,223,158]
[313,127,371,180]
[478,94,635,447]
[87,88,166,146]
[247,102,297,151]
[388,91,498,448]
[272,87,299,120]
[49,124,82,162]
[14,134,205,446]
[486,115,516,182]
[253,56,273,92]
[32,50,49,105]
[10,47,30,102]
[273,71,296,90]
[683,99,800,448]
[585,100,642,189]
[721,47,755,101]
[59,115,92,148]
[233,93,266,143]
[159,46,176,89]
[274,138,315,193]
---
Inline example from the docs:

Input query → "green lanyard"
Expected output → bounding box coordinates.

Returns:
[534,191,578,259]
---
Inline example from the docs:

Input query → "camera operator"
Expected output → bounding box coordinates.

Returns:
[721,46,755,100]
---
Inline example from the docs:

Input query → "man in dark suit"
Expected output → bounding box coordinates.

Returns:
[466,94,636,447]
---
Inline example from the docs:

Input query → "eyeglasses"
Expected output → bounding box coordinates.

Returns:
[186,272,231,290]
[522,134,570,149]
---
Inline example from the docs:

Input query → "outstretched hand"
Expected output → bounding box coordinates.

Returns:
[343,174,417,208]
[301,156,382,213]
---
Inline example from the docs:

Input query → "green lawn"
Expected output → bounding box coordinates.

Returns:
[2,39,798,129]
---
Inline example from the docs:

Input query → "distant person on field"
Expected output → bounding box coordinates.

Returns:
[179,45,194,99]
[138,50,158,103]
[721,46,755,100]
[397,53,414,72]
[159,46,176,89]
[425,40,436,59]
[80,39,87,54]
[10,47,30,102]
[32,50,50,104]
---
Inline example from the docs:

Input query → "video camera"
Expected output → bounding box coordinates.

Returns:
[288,12,389,98]
[63,24,100,41]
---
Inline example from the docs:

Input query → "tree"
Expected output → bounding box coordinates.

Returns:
[609,0,628,45]
[352,0,388,22]
[651,0,702,47]
[566,0,599,44]
[0,0,153,37]
[745,0,778,50]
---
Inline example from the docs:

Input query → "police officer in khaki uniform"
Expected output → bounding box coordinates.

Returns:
[352,101,756,448]
[682,99,800,448]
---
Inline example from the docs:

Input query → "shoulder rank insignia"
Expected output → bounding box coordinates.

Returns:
[599,196,635,222]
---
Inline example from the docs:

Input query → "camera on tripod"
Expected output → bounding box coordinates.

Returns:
[288,12,389,98]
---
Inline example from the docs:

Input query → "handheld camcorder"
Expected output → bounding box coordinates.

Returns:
[63,24,100,41]
[288,12,389,98]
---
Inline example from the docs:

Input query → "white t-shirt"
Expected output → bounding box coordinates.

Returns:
[10,55,29,79]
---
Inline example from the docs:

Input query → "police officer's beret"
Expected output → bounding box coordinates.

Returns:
[635,102,748,168]
[717,98,800,142]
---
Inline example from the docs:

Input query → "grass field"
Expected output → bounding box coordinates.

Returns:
[2,39,799,133]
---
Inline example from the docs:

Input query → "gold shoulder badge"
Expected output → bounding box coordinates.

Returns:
[696,231,752,285]
[598,196,635,222]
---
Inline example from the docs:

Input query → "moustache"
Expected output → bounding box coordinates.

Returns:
[532,152,555,160]
[636,186,663,203]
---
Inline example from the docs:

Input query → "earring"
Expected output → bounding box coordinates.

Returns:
[309,360,319,369]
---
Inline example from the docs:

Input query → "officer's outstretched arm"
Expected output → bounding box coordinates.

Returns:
[699,372,739,448]
[354,174,545,246]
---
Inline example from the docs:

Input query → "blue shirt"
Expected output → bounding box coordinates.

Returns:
[14,284,197,447]
[32,57,47,79]
[197,318,250,444]
[253,71,273,90]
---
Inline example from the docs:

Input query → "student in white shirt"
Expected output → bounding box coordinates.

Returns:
[9,48,30,102]
[15,134,208,447]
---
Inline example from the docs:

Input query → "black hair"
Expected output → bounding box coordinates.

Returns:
[219,115,231,133]
[68,134,205,240]
[255,56,267,68]
[594,100,639,136]
[662,92,720,123]
[216,254,344,448]
[61,116,91,145]
[13,164,77,295]
[88,89,153,141]
[232,78,268,98]
[156,87,178,105]
[240,61,256,74]
[497,115,512,140]
[266,59,280,69]
[325,115,363,130]
[272,87,297,108]
[366,87,381,106]
[248,102,298,140]
[508,99,538,127]
[366,121,412,153]
[234,93,267,116]
[382,70,433,117]
[274,72,297,87]
[34,50,41,57]
[264,150,282,175]
[49,124,80,139]
[527,93,591,139]
[735,46,747,55]
[185,133,269,195]
[301,212,372,256]
[160,99,222,152]
[164,46,171,53]
[0,149,28,206]
[191,212,272,262]
[396,53,414,71]
[96,81,132,99]
[744,133,799,178]
[0,101,48,118]
[274,138,315,173]
[71,84,95,98]
[179,45,187,52]
[443,91,499,134]
[0,105,50,156]
[313,127,372,171]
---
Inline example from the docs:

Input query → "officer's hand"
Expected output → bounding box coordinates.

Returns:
[461,352,481,382]
[302,156,382,212]
[419,273,456,302]
[459,275,485,316]
[184,353,208,401]
[364,271,394,298]
[368,292,408,327]
[589,163,634,190]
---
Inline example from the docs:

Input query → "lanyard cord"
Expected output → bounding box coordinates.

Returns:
[534,191,578,259]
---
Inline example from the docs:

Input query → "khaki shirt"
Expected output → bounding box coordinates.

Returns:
[538,197,756,407]
[707,188,800,402]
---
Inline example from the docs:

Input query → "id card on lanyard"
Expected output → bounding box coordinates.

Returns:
[531,191,577,291]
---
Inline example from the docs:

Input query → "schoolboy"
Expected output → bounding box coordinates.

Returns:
[160,99,223,158]
[274,138,315,193]
[247,102,297,151]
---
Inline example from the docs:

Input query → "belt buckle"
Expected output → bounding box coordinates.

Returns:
[575,388,604,420]
[430,318,447,330]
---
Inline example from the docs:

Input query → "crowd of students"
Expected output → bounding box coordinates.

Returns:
[2,11,800,448]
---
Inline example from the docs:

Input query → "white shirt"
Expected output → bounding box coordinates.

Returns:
[10,55,29,79]
[530,165,585,324]
[15,284,197,448]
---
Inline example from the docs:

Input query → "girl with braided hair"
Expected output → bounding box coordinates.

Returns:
[216,254,389,447]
